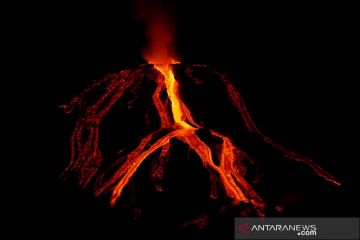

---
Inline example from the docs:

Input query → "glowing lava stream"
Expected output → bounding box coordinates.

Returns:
[155,64,194,129]
[62,62,341,216]
[95,63,263,210]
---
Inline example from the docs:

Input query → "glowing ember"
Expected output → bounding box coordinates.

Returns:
[60,1,340,217]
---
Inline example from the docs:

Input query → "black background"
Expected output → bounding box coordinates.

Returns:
[15,1,358,239]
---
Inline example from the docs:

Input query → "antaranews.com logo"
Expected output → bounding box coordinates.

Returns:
[234,218,359,239]
[238,222,317,236]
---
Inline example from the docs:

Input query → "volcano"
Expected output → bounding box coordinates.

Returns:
[60,61,339,217]
[60,0,339,221]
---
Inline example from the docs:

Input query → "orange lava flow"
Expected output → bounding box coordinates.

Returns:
[91,64,264,211]
[61,63,340,216]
